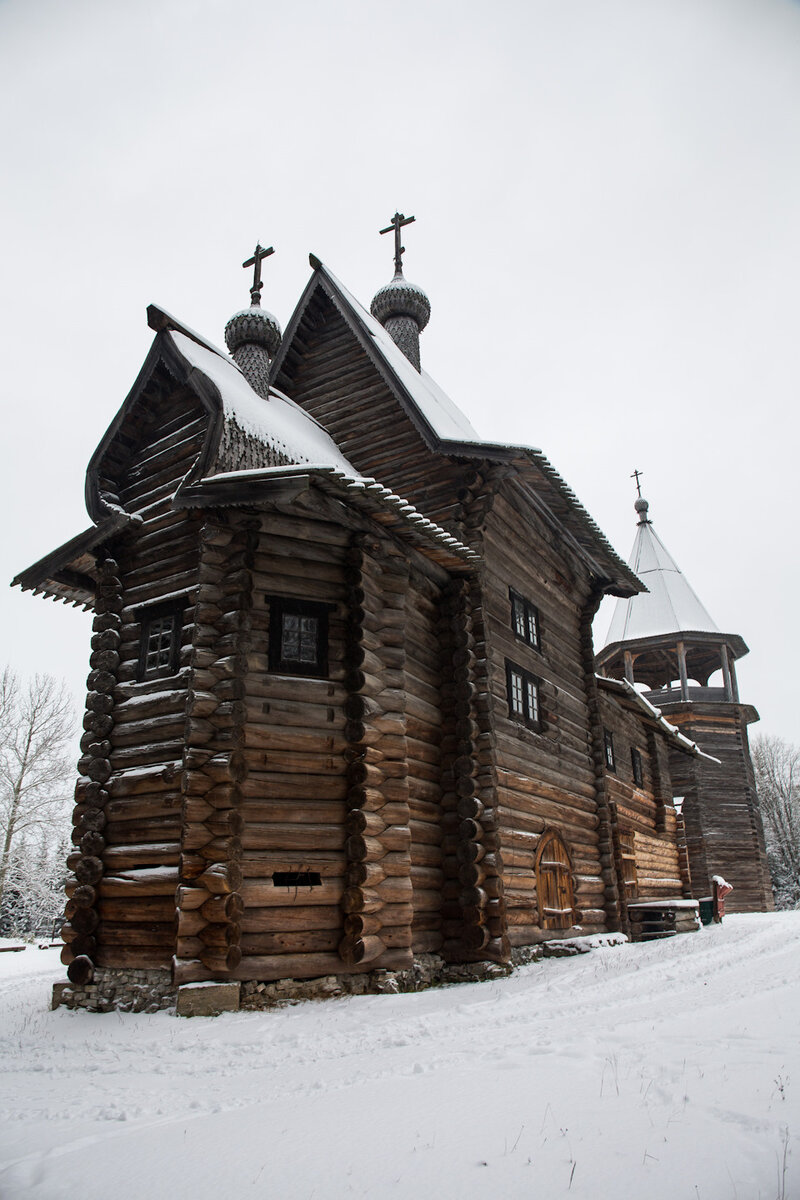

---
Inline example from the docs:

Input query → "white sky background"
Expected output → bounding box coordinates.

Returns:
[1,0,798,743]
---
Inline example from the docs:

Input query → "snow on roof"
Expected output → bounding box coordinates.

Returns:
[603,511,719,646]
[171,331,359,477]
[320,268,483,443]
[597,674,720,763]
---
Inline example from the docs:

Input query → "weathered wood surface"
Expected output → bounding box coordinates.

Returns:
[668,707,774,912]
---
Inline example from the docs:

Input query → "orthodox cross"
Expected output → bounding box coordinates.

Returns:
[631,468,644,498]
[242,243,274,305]
[379,212,415,274]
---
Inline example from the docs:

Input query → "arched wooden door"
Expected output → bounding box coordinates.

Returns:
[535,832,575,930]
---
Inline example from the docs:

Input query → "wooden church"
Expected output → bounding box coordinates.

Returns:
[14,220,723,1006]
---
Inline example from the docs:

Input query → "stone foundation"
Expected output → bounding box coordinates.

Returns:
[53,967,175,1013]
[240,953,513,1010]
[52,938,631,1014]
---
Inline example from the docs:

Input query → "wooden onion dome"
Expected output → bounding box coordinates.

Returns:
[370,211,430,371]
[596,493,749,707]
[224,242,282,399]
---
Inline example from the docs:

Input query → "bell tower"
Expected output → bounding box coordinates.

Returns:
[596,489,773,912]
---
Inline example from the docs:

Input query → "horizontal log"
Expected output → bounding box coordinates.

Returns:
[99,868,179,898]
[242,824,345,853]
[98,923,176,949]
[102,842,180,870]
[240,905,344,933]
[240,930,340,955]
[105,793,183,823]
[232,948,413,982]
[109,763,183,797]
[242,771,346,802]
[94,946,172,969]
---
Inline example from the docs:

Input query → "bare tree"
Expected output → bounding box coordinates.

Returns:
[0,670,75,914]
[752,734,800,909]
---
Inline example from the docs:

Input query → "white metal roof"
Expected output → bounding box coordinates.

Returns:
[603,501,719,646]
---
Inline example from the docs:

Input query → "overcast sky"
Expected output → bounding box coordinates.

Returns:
[1,0,798,744]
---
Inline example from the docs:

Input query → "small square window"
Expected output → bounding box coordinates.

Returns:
[267,597,331,678]
[510,590,541,650]
[506,660,542,730]
[603,729,616,772]
[631,747,644,787]
[137,600,185,680]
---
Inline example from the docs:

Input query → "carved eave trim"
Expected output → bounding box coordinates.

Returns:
[177,465,478,573]
[598,628,749,669]
[11,510,133,608]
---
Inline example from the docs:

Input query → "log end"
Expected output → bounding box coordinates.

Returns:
[67,955,95,986]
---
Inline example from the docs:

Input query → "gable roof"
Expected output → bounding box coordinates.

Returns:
[84,305,358,527]
[272,258,641,597]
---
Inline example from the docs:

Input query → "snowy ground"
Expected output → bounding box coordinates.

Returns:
[0,914,798,1200]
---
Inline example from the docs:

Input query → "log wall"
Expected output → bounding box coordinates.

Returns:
[63,383,208,980]
[232,511,350,982]
[598,692,686,902]
[404,574,445,956]
[665,705,774,913]
[478,484,608,947]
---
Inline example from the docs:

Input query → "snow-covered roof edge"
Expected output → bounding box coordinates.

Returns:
[596,675,720,764]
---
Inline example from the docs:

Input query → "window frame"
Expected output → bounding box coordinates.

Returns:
[509,589,541,651]
[631,747,644,788]
[267,596,333,678]
[603,728,616,772]
[136,598,186,682]
[506,659,543,731]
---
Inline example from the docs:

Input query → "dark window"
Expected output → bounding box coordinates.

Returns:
[137,600,185,680]
[631,747,644,787]
[267,597,331,677]
[506,660,542,730]
[603,729,616,771]
[510,590,540,650]
[536,832,575,930]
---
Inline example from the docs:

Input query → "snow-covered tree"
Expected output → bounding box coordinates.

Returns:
[0,832,69,938]
[752,734,800,909]
[0,670,75,922]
